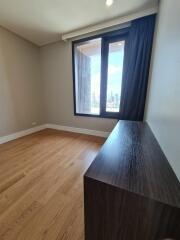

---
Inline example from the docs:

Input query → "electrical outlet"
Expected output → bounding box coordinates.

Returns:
[32,122,37,126]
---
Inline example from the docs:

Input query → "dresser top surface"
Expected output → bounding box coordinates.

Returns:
[85,121,180,207]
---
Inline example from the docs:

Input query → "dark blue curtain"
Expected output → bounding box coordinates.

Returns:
[120,14,156,121]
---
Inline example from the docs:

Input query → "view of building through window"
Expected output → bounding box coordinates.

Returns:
[75,38,101,115]
[90,48,101,114]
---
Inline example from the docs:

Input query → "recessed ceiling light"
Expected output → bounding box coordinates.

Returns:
[106,0,114,7]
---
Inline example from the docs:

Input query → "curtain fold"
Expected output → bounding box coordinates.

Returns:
[120,14,156,121]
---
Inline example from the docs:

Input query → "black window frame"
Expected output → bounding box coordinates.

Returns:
[72,28,129,119]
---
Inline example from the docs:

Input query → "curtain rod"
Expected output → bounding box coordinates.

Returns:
[62,6,158,41]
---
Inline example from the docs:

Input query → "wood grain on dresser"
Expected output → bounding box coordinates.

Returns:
[84,121,180,240]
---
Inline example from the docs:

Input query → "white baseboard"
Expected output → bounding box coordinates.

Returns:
[45,124,110,138]
[0,125,46,145]
[0,123,110,145]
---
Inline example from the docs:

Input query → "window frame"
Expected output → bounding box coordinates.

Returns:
[72,28,129,119]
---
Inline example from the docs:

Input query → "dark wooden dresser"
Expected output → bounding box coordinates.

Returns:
[84,121,180,240]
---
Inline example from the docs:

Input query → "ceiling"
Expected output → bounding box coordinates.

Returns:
[0,0,158,46]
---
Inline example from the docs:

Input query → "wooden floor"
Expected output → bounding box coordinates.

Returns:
[0,129,104,240]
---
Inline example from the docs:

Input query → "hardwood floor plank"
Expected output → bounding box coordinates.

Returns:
[0,129,104,240]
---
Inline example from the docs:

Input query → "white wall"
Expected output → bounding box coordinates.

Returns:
[0,27,44,137]
[40,41,117,132]
[145,0,180,179]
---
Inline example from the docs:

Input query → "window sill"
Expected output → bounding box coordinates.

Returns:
[74,113,119,120]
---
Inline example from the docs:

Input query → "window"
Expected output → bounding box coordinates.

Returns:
[74,38,101,115]
[72,30,127,118]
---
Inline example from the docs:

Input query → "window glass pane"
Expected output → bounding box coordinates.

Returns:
[106,40,125,112]
[74,38,101,115]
